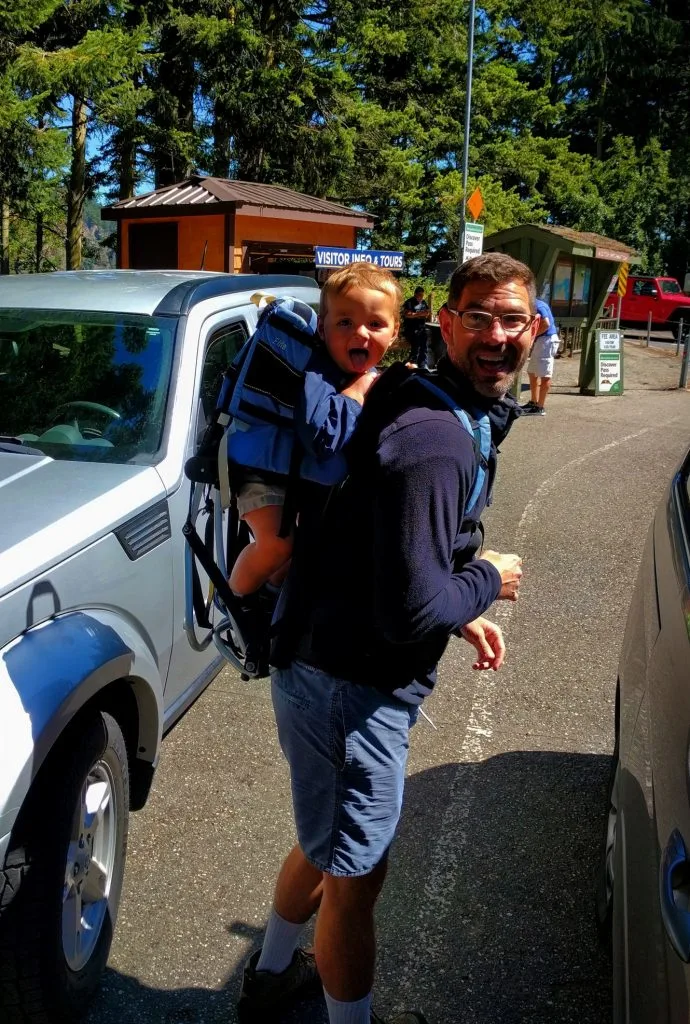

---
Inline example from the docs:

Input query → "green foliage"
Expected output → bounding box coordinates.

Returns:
[0,0,687,281]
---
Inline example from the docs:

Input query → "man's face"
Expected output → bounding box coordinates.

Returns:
[438,279,539,398]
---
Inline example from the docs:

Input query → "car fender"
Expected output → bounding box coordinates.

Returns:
[0,608,163,852]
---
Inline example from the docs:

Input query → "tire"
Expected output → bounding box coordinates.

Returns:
[0,710,129,1023]
[595,686,620,945]
[668,311,690,339]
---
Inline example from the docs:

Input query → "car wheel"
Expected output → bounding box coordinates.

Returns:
[596,687,620,943]
[0,710,129,1022]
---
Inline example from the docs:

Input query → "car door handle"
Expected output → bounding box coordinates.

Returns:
[660,829,690,962]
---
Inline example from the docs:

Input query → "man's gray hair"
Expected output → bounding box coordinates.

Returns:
[448,253,537,311]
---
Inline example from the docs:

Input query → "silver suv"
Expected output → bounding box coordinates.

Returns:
[0,270,320,1022]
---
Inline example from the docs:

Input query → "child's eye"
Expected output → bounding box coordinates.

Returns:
[337,319,352,328]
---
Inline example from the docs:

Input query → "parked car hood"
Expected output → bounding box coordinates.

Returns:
[0,451,166,598]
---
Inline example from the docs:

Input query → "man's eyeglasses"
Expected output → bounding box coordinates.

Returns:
[446,307,535,334]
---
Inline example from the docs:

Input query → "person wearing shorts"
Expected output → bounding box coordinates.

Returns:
[236,253,533,1024]
[522,297,560,416]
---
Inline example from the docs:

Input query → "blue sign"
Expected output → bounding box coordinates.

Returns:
[314,246,404,271]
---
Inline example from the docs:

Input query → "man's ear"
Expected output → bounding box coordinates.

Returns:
[437,305,453,348]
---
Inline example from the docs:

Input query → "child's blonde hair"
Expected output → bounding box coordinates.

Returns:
[320,262,402,319]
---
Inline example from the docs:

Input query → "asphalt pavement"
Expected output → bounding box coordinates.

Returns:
[86,343,690,1024]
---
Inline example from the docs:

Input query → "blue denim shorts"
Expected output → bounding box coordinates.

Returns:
[271,660,418,877]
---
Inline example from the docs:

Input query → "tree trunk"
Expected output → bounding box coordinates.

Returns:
[117,126,137,200]
[595,70,608,161]
[35,211,43,273]
[211,98,231,178]
[0,198,9,275]
[66,95,88,270]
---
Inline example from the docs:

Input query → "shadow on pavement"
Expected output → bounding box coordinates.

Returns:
[87,750,612,1024]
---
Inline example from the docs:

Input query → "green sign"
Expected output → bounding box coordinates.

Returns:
[462,222,484,263]
[595,329,624,395]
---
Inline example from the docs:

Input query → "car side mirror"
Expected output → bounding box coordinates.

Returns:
[650,288,658,298]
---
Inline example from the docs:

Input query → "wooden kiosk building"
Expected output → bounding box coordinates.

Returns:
[102,176,374,277]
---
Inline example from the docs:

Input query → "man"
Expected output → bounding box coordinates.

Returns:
[522,297,560,416]
[237,253,539,1024]
[402,286,430,369]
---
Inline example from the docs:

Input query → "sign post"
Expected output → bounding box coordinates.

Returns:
[462,222,484,263]
[616,262,629,329]
[595,329,624,395]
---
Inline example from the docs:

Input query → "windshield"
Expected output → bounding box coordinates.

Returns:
[0,310,176,464]
[660,279,682,294]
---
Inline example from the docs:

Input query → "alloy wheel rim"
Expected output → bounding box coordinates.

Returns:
[62,759,117,971]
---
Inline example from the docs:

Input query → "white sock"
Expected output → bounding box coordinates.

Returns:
[324,989,373,1024]
[255,909,304,974]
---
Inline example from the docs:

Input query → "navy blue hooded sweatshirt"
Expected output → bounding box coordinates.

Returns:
[271,356,521,699]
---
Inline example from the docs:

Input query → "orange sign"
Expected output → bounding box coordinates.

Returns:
[466,187,484,221]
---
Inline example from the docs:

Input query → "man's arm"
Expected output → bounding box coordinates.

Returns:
[372,414,502,643]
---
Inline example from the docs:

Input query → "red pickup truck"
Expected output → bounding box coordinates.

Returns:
[606,276,690,329]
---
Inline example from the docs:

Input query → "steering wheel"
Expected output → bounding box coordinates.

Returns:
[53,401,121,439]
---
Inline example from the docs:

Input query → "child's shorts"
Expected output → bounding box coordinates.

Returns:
[527,334,560,378]
[236,475,286,517]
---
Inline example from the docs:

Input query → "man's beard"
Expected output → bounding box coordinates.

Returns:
[452,344,528,399]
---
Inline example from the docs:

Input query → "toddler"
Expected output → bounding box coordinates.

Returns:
[227,262,401,597]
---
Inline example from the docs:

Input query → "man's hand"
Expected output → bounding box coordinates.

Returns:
[479,549,523,601]
[459,616,505,670]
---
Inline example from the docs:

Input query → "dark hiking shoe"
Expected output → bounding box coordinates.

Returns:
[371,1012,429,1024]
[237,948,320,1022]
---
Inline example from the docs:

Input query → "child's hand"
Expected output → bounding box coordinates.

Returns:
[342,370,379,406]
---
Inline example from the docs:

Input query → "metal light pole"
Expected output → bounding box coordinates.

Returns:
[457,0,476,263]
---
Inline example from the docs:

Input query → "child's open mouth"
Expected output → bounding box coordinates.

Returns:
[348,348,369,371]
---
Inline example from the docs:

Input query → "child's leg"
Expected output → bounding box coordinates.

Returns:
[528,372,539,404]
[229,504,293,596]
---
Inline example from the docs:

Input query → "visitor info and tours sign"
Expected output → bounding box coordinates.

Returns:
[595,329,624,395]
[314,247,404,270]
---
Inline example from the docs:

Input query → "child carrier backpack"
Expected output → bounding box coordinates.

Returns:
[182,295,318,681]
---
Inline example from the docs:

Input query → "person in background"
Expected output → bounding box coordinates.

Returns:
[402,286,430,369]
[522,297,560,416]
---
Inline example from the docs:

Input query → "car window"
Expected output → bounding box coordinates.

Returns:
[200,322,248,422]
[660,280,682,294]
[0,310,176,464]
[633,280,657,296]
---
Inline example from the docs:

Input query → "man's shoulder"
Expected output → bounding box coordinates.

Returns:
[377,404,477,466]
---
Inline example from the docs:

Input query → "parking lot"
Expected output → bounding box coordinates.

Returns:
[86,344,690,1024]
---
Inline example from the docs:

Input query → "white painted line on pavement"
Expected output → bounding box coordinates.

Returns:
[397,423,666,1005]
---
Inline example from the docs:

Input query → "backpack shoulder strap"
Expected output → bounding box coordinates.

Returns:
[411,374,491,516]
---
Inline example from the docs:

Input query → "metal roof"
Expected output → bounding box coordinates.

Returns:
[103,176,374,226]
[485,222,637,259]
[0,270,318,317]
[528,224,636,255]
